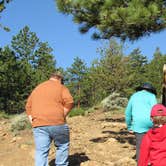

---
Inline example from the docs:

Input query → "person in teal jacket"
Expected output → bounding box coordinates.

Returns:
[125,83,157,163]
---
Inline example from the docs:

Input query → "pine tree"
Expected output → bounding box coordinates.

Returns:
[145,48,166,98]
[0,26,56,114]
[0,0,11,31]
[56,0,166,41]
[66,57,88,108]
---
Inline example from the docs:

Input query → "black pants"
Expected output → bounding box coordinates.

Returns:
[135,132,146,163]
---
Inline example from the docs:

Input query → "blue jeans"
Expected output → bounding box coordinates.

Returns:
[33,124,70,166]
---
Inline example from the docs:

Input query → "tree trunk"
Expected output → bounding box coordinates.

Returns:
[77,82,80,109]
[162,64,166,106]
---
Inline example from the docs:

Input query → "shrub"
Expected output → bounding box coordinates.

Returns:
[10,113,31,133]
[101,92,128,111]
[0,111,10,119]
[68,108,85,117]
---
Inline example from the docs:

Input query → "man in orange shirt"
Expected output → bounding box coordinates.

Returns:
[25,71,74,166]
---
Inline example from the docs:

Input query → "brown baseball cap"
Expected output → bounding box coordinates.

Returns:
[50,71,63,79]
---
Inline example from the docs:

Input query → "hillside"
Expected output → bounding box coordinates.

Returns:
[0,110,136,166]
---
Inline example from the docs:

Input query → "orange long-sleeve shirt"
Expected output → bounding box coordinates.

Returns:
[25,79,74,127]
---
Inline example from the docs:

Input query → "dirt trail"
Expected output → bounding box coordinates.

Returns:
[0,110,136,166]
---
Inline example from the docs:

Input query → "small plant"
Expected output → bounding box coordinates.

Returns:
[68,108,85,117]
[10,113,31,133]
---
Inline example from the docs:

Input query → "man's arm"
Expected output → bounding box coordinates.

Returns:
[62,86,74,117]
[125,97,133,132]
[64,103,74,117]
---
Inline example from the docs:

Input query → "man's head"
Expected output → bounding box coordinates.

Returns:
[151,104,166,125]
[135,82,157,95]
[50,71,63,80]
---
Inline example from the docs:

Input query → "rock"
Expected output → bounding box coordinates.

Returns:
[29,149,35,159]
[20,144,29,150]
[10,137,17,143]
[16,136,22,140]
[80,160,102,166]
[1,121,7,125]
[1,132,7,137]
[10,136,22,143]
[113,157,136,166]
[106,138,117,143]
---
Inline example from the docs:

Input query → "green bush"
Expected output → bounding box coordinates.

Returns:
[10,113,31,133]
[68,108,85,117]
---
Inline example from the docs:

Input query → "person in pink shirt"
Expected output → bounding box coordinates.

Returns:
[138,104,166,166]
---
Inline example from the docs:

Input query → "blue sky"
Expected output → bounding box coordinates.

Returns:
[0,0,166,69]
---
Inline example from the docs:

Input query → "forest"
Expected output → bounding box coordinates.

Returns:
[0,0,166,114]
[0,25,166,114]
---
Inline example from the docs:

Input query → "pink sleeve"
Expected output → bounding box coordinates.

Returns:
[138,131,151,166]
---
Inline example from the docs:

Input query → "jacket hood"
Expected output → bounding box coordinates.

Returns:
[149,124,166,142]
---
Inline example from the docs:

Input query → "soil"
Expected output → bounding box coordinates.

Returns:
[0,110,136,166]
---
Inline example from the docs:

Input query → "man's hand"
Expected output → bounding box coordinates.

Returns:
[28,115,32,124]
[63,104,73,119]
[129,130,134,134]
[64,107,69,117]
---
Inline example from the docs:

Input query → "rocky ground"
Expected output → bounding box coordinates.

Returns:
[0,110,136,166]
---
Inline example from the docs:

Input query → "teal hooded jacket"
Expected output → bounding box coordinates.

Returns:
[125,90,157,133]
